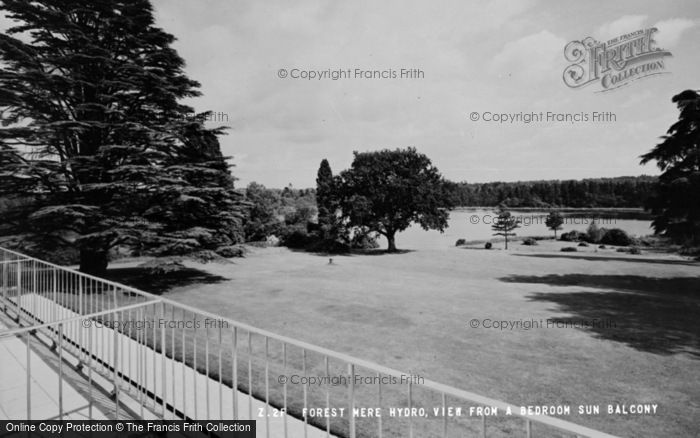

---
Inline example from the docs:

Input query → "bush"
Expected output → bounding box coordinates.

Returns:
[349,232,379,250]
[578,242,589,247]
[600,228,633,246]
[281,229,314,249]
[586,221,603,243]
[629,247,642,255]
[521,237,538,246]
[216,245,247,258]
[560,230,584,242]
[484,242,493,249]
[598,245,607,249]
[561,247,578,252]
[455,238,466,246]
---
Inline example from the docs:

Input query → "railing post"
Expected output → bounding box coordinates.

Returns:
[408,381,414,438]
[161,302,167,419]
[265,336,270,438]
[348,363,356,438]
[77,277,84,370]
[441,392,447,438]
[88,321,93,419]
[324,356,330,437]
[52,269,56,323]
[378,374,383,438]
[31,260,36,320]
[232,326,238,420]
[2,252,7,313]
[526,418,532,438]
[282,342,287,437]
[58,322,63,420]
[302,348,308,438]
[26,331,31,420]
[16,258,22,324]
[113,312,120,419]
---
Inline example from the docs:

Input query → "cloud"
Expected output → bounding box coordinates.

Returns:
[596,15,648,41]
[653,18,697,48]
[490,30,567,82]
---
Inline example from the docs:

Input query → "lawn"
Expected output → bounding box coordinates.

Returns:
[110,241,700,437]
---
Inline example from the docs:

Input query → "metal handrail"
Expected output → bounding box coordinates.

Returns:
[0,246,620,437]
[0,300,158,339]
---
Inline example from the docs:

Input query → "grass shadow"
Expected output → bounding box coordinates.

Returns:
[286,247,415,257]
[500,274,700,357]
[512,252,700,267]
[103,266,229,295]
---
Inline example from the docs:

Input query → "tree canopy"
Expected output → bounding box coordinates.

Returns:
[0,0,245,274]
[491,207,520,249]
[640,89,700,245]
[545,211,564,238]
[337,147,453,252]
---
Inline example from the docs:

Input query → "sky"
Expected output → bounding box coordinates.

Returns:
[6,1,700,188]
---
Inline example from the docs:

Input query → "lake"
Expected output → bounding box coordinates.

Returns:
[379,209,654,251]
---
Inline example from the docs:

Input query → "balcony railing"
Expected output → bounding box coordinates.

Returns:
[0,247,619,437]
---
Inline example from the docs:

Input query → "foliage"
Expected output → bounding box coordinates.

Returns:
[0,0,245,275]
[545,211,564,238]
[347,227,379,250]
[216,245,248,258]
[586,221,604,243]
[242,182,284,241]
[640,89,700,245]
[315,159,346,245]
[484,242,493,249]
[560,230,585,242]
[600,229,633,247]
[522,237,538,246]
[455,239,467,246]
[242,182,317,242]
[446,176,656,208]
[561,247,578,252]
[337,148,453,252]
[491,207,521,249]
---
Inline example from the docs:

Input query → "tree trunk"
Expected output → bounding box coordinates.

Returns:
[554,229,558,239]
[79,248,109,276]
[504,234,509,250]
[386,233,397,252]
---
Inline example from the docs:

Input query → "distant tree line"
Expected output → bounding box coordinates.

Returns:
[445,176,657,208]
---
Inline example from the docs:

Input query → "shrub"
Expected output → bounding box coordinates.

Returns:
[455,238,466,246]
[598,245,607,249]
[586,221,603,243]
[578,242,589,247]
[484,242,493,249]
[560,230,584,242]
[561,247,578,252]
[281,229,314,249]
[349,232,379,250]
[216,245,247,258]
[600,229,633,246]
[629,246,642,255]
[522,237,538,246]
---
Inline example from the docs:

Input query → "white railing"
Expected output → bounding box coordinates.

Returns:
[0,247,619,437]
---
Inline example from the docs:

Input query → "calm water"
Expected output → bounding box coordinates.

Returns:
[379,209,654,251]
